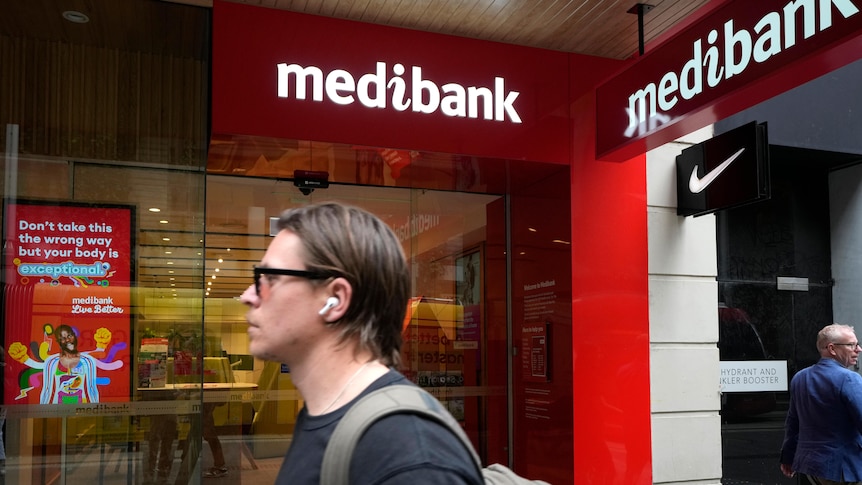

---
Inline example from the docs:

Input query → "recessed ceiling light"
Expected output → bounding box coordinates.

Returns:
[62,11,89,24]
[149,207,161,212]
[159,220,168,224]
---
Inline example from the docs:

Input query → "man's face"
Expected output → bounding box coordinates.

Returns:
[58,329,78,354]
[831,331,861,368]
[240,231,327,364]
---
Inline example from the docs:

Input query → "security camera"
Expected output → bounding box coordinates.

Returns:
[294,170,329,195]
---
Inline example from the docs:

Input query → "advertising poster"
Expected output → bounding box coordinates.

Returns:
[3,201,134,404]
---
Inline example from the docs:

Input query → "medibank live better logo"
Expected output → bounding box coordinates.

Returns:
[624,0,859,138]
[276,62,522,123]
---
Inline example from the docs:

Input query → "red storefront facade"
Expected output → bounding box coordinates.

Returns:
[213,2,862,483]
[212,1,649,481]
[211,1,862,482]
[2,0,861,483]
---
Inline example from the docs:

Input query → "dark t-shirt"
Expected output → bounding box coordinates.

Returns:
[275,369,483,485]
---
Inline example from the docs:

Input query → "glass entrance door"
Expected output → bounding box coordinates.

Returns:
[202,176,508,480]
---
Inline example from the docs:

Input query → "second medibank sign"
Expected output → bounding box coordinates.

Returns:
[596,0,862,159]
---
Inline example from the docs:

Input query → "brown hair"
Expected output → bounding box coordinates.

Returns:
[276,202,410,366]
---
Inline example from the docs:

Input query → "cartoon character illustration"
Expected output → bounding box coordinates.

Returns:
[8,325,124,404]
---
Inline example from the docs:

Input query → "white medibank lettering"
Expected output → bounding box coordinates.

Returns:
[276,61,522,123]
[624,0,859,138]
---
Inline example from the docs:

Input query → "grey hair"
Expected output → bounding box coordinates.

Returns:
[817,323,856,351]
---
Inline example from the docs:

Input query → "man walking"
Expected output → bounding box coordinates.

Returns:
[780,323,862,484]
[240,202,482,484]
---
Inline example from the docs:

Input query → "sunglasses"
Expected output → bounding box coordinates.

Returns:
[252,266,334,296]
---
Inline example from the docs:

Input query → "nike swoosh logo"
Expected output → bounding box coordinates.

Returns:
[689,147,746,194]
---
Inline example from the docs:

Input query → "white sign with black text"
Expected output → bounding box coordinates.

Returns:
[720,360,787,393]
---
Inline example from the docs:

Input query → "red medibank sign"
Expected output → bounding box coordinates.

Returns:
[275,62,522,123]
[596,0,862,160]
[212,0,580,163]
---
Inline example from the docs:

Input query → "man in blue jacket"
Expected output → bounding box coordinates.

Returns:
[780,323,862,484]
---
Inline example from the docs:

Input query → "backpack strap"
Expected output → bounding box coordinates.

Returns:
[320,384,483,485]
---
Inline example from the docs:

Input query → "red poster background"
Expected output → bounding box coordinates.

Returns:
[3,201,133,404]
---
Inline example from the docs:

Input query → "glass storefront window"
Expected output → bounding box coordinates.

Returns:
[2,1,210,482]
[2,2,575,482]
[2,154,207,483]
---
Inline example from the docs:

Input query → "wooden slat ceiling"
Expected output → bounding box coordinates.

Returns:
[203,0,710,59]
[202,0,708,59]
[2,0,209,59]
[2,0,709,61]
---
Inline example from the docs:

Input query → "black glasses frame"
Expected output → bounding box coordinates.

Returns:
[253,266,333,296]
[832,342,861,349]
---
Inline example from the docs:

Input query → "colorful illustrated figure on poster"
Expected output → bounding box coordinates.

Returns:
[8,324,125,404]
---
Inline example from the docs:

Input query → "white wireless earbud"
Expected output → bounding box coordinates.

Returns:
[319,296,340,315]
